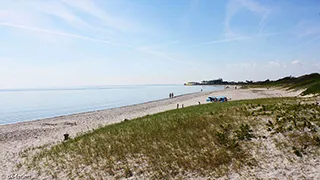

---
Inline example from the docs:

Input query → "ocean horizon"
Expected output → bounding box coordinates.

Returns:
[0,84,223,125]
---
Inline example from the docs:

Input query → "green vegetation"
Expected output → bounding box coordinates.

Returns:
[242,73,320,95]
[301,81,320,96]
[189,73,320,95]
[20,97,320,179]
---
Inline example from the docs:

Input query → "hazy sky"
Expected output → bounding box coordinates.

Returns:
[0,0,319,88]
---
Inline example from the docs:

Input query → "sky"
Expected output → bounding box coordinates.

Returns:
[0,0,319,88]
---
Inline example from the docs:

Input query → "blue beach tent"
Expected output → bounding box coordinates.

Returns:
[216,96,227,102]
[206,96,216,102]
[206,96,227,102]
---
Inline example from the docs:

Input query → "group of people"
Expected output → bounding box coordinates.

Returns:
[169,92,174,98]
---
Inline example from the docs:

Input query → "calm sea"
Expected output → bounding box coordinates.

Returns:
[0,85,223,125]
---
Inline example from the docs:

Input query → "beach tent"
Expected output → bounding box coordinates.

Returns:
[206,96,216,102]
[216,96,227,102]
[206,96,227,102]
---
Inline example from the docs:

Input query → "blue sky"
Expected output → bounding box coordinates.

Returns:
[0,0,319,88]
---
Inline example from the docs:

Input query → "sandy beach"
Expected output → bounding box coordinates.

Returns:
[0,87,303,178]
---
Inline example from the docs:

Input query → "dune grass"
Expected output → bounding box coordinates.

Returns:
[241,73,320,95]
[301,81,320,96]
[20,97,320,179]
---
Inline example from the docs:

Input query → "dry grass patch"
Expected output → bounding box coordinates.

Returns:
[19,97,320,179]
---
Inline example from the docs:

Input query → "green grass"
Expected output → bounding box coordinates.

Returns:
[241,73,320,95]
[301,81,320,96]
[20,97,320,179]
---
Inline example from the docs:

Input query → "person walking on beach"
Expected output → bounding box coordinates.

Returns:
[172,93,174,98]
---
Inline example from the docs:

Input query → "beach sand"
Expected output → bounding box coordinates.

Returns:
[0,87,303,178]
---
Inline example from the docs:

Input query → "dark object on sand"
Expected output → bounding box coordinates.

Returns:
[206,96,228,102]
[64,133,69,141]
[198,102,201,105]
[42,123,57,126]
[124,119,129,121]
[206,96,216,102]
[177,104,179,109]
[64,122,77,126]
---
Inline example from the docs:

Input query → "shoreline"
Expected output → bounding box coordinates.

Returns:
[0,86,223,126]
[0,89,216,126]
[0,87,303,177]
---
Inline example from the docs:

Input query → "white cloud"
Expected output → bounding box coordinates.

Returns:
[0,22,122,46]
[0,1,188,65]
[0,1,106,44]
[178,0,201,31]
[135,46,195,65]
[291,19,320,51]
[291,60,304,67]
[258,10,270,33]
[268,61,281,67]
[138,41,180,50]
[224,0,270,37]
[294,20,320,38]
[61,0,141,32]
[0,8,64,43]
[0,0,145,43]
[268,60,288,68]
[194,32,279,47]
[198,36,247,45]
[32,1,106,34]
[291,60,301,64]
[292,35,320,51]
[0,21,190,65]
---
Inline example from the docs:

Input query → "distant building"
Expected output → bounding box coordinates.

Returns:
[184,82,198,86]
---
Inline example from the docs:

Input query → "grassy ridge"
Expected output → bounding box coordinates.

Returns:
[301,81,320,96]
[20,97,320,179]
[242,73,320,95]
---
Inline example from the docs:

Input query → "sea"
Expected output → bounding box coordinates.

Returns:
[0,85,223,125]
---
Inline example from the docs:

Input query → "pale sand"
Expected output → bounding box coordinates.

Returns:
[0,87,303,178]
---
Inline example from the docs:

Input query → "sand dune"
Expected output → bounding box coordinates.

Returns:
[0,87,302,178]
